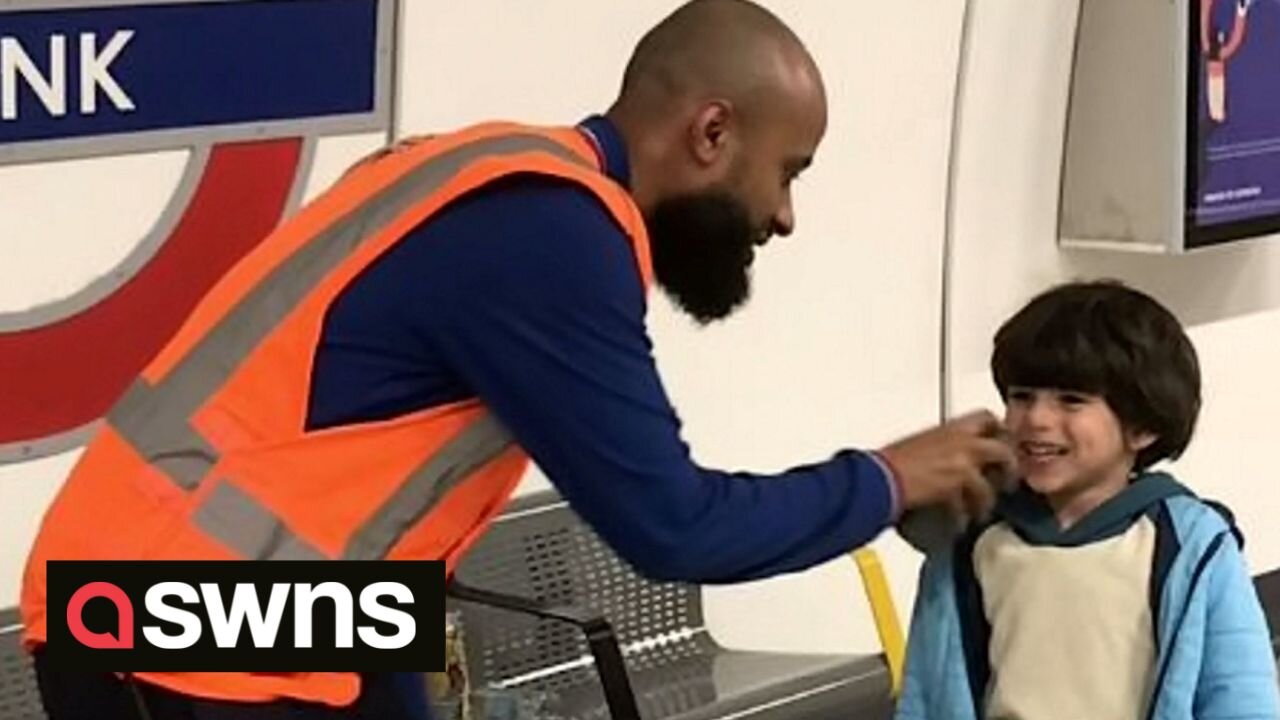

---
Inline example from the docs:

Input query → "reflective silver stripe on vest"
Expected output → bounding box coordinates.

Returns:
[192,480,328,561]
[342,413,513,560]
[110,378,217,490]
[107,133,588,496]
[189,414,513,561]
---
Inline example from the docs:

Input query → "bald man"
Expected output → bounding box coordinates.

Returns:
[24,1,1014,718]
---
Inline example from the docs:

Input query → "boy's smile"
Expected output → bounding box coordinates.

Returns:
[1005,387,1155,528]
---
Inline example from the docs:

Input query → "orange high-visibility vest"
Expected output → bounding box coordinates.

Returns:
[20,122,653,707]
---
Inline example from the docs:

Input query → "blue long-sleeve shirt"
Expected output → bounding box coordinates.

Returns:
[306,116,898,584]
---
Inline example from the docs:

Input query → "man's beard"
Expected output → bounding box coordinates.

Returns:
[645,190,761,324]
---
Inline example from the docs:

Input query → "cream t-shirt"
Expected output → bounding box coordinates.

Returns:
[974,518,1157,720]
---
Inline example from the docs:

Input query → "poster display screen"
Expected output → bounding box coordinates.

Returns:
[1188,0,1280,247]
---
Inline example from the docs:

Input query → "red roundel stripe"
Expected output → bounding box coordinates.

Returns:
[0,139,303,447]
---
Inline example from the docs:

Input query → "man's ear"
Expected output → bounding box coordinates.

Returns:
[688,99,735,168]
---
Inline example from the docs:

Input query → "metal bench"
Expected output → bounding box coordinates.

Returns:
[14,493,1279,718]
[0,493,895,720]
[1259,570,1280,657]
[0,608,43,720]
[444,490,895,720]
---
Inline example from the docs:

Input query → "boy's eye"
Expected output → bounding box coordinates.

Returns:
[1058,392,1090,406]
[1007,389,1033,402]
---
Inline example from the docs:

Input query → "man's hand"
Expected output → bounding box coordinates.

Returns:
[878,410,1017,525]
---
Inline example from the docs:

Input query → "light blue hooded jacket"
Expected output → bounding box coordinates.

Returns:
[895,473,1279,720]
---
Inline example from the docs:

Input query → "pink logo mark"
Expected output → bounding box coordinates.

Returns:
[66,581,134,649]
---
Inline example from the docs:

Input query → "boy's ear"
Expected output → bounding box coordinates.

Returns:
[1127,429,1158,453]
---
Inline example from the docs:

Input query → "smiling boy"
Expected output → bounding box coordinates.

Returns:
[895,280,1280,720]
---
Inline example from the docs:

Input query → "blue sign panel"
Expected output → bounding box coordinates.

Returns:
[0,0,392,162]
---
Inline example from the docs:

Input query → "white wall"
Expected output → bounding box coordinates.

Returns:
[948,0,1280,579]
[2,0,1278,663]
[403,0,1280,653]
[0,130,388,609]
[0,149,187,611]
[398,0,964,653]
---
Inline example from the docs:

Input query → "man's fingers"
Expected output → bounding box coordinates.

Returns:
[952,409,1001,435]
[972,437,1018,474]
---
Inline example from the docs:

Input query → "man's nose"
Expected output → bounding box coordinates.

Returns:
[772,198,795,238]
